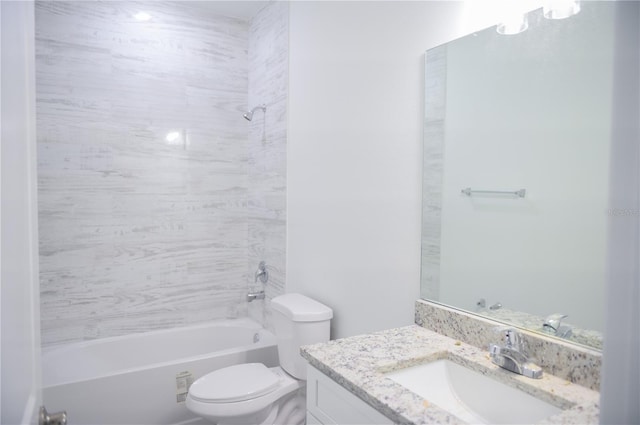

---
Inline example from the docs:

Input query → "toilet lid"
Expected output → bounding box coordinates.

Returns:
[188,363,281,403]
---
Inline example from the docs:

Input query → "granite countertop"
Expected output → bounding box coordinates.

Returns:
[301,325,599,425]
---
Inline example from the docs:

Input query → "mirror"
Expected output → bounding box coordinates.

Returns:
[421,2,626,351]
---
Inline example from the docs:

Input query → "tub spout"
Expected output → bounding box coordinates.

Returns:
[247,291,265,302]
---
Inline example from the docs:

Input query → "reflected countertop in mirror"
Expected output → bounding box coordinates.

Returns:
[477,306,602,350]
[419,2,634,351]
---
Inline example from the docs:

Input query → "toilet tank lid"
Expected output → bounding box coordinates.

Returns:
[271,293,333,322]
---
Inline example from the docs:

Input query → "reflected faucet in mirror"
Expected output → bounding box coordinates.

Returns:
[543,314,573,339]
[475,298,502,312]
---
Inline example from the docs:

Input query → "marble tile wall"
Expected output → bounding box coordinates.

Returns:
[420,45,446,301]
[246,2,289,330]
[36,1,251,347]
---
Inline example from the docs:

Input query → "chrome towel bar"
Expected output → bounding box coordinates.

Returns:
[461,188,526,198]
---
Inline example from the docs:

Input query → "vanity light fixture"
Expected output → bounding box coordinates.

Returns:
[543,0,580,19]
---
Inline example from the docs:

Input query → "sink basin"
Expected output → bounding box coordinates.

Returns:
[385,359,563,424]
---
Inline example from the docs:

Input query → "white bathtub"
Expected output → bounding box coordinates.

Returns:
[42,318,278,425]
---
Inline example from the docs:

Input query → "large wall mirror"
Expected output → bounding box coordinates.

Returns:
[420,1,631,351]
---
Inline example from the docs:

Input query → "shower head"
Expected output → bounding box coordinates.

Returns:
[243,104,266,121]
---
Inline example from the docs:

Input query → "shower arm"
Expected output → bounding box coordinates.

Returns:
[243,104,267,121]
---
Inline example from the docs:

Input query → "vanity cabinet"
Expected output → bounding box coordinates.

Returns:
[306,365,393,425]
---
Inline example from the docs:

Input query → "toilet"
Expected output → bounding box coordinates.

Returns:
[185,293,333,425]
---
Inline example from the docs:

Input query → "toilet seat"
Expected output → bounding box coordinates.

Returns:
[188,363,280,403]
[185,365,304,424]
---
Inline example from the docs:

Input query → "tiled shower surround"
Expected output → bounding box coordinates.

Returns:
[247,1,289,331]
[36,1,288,347]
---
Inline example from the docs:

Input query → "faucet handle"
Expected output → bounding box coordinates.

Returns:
[492,327,521,349]
[504,329,520,348]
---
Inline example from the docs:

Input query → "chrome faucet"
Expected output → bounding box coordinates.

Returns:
[489,329,543,379]
[543,313,573,339]
[246,291,265,302]
[248,261,268,302]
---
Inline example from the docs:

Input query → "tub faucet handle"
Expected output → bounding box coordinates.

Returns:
[489,301,502,310]
[255,261,268,284]
[39,406,67,425]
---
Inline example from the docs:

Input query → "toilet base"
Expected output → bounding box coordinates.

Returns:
[216,392,305,425]
[216,394,306,425]
[272,391,306,425]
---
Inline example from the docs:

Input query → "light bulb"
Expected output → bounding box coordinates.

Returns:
[497,13,529,35]
[543,0,580,19]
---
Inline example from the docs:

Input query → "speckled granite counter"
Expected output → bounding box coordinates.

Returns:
[301,326,599,425]
[415,300,602,390]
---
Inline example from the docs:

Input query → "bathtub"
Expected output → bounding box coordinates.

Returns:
[42,318,278,425]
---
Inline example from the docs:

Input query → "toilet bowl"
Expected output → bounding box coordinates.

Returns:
[185,293,333,425]
[185,363,304,425]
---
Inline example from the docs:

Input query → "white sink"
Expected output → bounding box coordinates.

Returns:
[385,359,563,424]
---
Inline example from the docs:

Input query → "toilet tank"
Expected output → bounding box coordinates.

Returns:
[271,293,332,380]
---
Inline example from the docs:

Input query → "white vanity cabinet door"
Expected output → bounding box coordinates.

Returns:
[306,365,393,425]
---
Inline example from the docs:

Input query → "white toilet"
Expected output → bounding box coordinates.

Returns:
[185,293,333,425]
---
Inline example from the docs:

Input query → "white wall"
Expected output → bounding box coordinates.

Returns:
[1,1,42,422]
[600,2,640,423]
[288,1,480,339]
